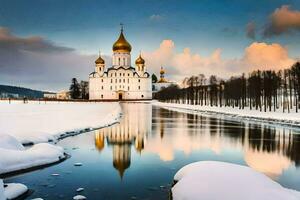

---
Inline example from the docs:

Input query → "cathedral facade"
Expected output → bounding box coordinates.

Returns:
[89,27,152,100]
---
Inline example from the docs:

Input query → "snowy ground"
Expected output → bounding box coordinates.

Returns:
[153,101,300,127]
[0,100,122,199]
[172,161,300,200]
[0,100,122,144]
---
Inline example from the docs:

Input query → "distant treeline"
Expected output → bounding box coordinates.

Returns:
[154,62,300,113]
[0,85,48,98]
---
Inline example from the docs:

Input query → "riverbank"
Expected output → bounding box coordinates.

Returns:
[0,101,122,145]
[0,101,122,199]
[153,101,300,127]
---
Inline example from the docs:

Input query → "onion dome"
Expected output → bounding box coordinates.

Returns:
[113,28,132,53]
[95,55,105,64]
[160,67,165,75]
[135,54,145,65]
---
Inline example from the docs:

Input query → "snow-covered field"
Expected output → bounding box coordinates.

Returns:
[172,161,300,200]
[0,100,122,199]
[0,101,122,144]
[153,101,300,127]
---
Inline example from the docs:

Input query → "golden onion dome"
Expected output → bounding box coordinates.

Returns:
[95,55,105,64]
[160,67,165,74]
[135,54,145,65]
[113,29,132,53]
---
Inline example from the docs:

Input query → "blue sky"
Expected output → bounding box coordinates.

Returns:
[0,0,300,90]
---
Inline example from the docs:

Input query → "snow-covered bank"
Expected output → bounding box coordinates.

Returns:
[0,135,65,175]
[153,101,300,127]
[3,183,28,200]
[172,161,300,200]
[0,101,122,144]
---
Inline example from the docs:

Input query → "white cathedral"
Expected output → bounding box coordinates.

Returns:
[89,27,152,100]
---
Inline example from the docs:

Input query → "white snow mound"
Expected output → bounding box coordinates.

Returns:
[172,161,300,200]
[3,183,28,200]
[0,138,65,174]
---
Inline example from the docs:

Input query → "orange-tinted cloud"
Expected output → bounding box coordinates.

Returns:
[144,40,296,81]
[264,5,300,37]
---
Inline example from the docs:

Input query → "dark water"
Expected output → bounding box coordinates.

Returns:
[6,103,300,200]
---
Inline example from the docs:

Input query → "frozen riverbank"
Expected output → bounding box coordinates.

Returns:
[172,161,300,200]
[0,101,122,199]
[153,101,300,127]
[0,101,122,145]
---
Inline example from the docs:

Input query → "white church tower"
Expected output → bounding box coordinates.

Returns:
[89,25,152,100]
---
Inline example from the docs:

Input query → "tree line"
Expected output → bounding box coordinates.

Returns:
[154,62,300,113]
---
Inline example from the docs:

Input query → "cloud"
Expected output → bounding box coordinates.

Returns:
[263,5,300,37]
[246,22,256,39]
[0,27,103,91]
[143,40,296,82]
[149,14,164,21]
[241,42,295,71]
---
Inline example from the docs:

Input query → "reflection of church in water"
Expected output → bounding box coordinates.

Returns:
[94,103,152,178]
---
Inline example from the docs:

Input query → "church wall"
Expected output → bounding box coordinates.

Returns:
[89,69,152,100]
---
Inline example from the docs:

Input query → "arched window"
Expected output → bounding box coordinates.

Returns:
[111,79,112,83]
[127,78,129,83]
[141,95,144,98]
[138,79,140,82]
[138,86,140,90]
[128,86,130,91]
[101,94,103,98]
[123,58,125,65]
[101,86,103,89]
[118,58,121,65]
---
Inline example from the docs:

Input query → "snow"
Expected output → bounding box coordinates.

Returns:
[3,183,28,200]
[0,101,122,144]
[0,180,4,200]
[172,161,300,200]
[0,135,65,174]
[153,101,300,127]
[73,195,87,200]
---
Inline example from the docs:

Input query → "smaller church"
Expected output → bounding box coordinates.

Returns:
[89,26,152,100]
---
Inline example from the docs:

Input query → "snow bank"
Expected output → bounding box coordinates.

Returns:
[153,101,300,127]
[0,180,28,200]
[0,101,122,144]
[4,183,28,200]
[172,161,300,200]
[0,135,65,175]
[0,180,4,200]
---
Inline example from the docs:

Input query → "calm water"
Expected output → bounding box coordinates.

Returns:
[6,103,300,200]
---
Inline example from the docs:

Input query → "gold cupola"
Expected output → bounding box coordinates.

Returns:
[135,53,145,65]
[113,26,132,53]
[95,54,105,64]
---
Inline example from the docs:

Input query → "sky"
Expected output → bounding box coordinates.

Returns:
[0,0,300,91]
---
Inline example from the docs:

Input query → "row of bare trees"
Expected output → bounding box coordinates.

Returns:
[154,62,300,113]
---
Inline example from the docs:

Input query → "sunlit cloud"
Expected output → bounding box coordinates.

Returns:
[144,40,296,82]
[264,5,300,37]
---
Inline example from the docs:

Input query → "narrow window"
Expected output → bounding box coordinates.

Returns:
[138,86,140,90]
[101,79,103,82]
[141,95,144,98]
[101,86,103,89]
[115,79,117,83]
[123,79,125,83]
[101,94,103,98]
[119,79,121,83]
[128,73,130,76]
[123,58,125,65]
[138,79,140,82]
[120,73,122,76]
[128,86,130,91]
[118,58,120,65]
[111,79,112,83]
[110,86,112,90]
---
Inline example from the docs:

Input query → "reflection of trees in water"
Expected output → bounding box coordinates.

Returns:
[162,108,300,166]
